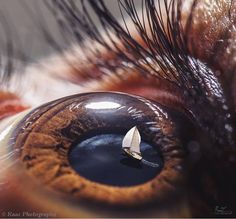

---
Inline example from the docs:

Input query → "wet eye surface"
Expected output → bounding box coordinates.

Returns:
[9,92,192,207]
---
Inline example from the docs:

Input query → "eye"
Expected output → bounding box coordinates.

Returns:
[2,91,194,214]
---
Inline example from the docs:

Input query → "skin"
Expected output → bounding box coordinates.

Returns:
[0,0,235,217]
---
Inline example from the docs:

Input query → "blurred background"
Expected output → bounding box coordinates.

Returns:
[0,0,141,60]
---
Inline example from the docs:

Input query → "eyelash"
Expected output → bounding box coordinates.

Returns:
[0,0,225,96]
[0,0,233,150]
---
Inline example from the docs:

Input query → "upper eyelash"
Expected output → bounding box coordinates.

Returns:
[44,0,192,82]
[0,0,227,98]
[0,0,234,148]
[41,0,234,147]
[42,0,216,98]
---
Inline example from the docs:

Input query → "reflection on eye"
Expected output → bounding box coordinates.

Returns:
[85,101,121,109]
[0,0,236,218]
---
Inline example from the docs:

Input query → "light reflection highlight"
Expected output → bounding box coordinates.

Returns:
[85,101,121,110]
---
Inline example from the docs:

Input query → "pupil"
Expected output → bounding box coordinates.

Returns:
[68,133,163,187]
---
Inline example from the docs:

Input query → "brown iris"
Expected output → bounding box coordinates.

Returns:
[11,92,192,208]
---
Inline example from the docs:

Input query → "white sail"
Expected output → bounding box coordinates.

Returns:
[122,126,141,154]
[122,127,159,166]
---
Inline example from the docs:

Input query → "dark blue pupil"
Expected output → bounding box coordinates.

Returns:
[68,134,163,187]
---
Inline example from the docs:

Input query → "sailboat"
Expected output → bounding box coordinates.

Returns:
[122,126,159,168]
[122,126,143,161]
